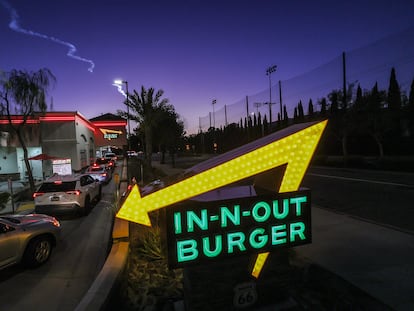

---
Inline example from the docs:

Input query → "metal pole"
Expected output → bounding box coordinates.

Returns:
[125,81,131,151]
[266,65,277,125]
[279,80,283,120]
[212,99,216,128]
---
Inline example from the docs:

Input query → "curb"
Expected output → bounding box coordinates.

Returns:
[75,160,130,311]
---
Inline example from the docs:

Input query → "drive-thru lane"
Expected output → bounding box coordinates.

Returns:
[0,166,119,311]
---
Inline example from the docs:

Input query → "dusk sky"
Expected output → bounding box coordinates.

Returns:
[1,0,414,134]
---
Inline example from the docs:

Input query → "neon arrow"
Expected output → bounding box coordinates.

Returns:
[117,120,327,229]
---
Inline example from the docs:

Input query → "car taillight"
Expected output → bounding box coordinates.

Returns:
[33,192,44,198]
[102,173,107,177]
[66,190,81,195]
[51,218,61,227]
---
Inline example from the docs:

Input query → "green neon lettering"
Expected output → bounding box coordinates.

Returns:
[272,199,289,219]
[271,224,287,245]
[290,222,306,242]
[202,235,222,257]
[221,205,241,227]
[187,209,208,232]
[177,240,198,262]
[249,228,268,249]
[252,201,271,222]
[227,232,246,253]
[290,196,307,216]
[174,212,182,234]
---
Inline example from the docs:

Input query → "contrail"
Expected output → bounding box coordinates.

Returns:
[112,83,127,98]
[0,0,95,72]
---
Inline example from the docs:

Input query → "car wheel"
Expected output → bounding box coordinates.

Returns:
[23,236,53,268]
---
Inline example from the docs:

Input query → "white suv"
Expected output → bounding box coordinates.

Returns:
[34,174,101,217]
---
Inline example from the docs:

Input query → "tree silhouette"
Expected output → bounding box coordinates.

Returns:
[0,68,55,193]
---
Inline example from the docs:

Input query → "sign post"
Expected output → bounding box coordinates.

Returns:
[118,120,328,309]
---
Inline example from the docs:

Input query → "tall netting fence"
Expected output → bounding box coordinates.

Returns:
[198,27,414,132]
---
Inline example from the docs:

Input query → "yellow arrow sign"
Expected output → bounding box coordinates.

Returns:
[117,120,327,229]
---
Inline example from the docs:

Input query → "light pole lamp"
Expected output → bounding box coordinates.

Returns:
[266,65,277,125]
[114,79,130,151]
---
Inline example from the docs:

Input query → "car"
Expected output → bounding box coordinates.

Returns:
[33,174,102,217]
[85,164,112,184]
[104,152,117,164]
[127,150,138,157]
[95,157,115,170]
[0,213,61,270]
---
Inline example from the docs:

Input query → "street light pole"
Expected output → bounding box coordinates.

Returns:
[266,65,277,125]
[212,99,217,128]
[114,79,131,151]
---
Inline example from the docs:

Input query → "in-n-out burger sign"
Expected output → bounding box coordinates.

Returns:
[99,128,123,140]
[166,189,311,268]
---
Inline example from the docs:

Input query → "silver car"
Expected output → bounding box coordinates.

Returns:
[85,164,112,184]
[34,174,102,216]
[0,213,61,270]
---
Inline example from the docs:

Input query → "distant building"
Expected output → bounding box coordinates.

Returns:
[90,113,127,157]
[0,112,127,181]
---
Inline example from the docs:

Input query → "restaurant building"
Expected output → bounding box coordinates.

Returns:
[0,112,127,181]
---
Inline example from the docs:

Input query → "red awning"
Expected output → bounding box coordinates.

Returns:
[27,153,61,161]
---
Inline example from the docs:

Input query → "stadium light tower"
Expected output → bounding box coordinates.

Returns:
[266,65,277,125]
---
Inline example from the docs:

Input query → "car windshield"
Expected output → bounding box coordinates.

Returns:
[38,181,76,192]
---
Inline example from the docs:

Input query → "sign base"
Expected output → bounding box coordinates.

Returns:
[182,250,299,310]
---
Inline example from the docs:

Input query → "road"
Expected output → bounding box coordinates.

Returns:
[0,170,118,311]
[303,166,414,232]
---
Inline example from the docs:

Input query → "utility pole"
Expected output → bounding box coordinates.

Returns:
[266,65,277,125]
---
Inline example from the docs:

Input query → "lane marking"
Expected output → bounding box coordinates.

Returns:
[308,173,413,188]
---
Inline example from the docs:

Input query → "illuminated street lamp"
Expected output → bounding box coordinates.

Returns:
[114,79,130,151]
[266,65,277,125]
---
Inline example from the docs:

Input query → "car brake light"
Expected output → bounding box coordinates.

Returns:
[53,180,63,184]
[33,192,44,198]
[52,218,61,227]
[102,173,107,177]
[66,190,81,195]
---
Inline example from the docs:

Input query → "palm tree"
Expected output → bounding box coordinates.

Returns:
[0,68,55,193]
[120,86,169,168]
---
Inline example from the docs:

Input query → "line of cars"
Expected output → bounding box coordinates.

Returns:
[1,153,118,272]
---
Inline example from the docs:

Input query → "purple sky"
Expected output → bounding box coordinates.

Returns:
[1,0,414,134]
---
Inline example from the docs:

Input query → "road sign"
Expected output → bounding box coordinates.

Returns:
[117,120,328,277]
[166,189,311,268]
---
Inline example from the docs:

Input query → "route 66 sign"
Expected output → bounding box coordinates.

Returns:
[233,282,258,308]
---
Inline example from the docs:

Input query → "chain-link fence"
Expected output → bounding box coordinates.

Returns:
[198,27,414,132]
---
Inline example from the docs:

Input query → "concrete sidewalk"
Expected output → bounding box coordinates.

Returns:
[296,206,414,310]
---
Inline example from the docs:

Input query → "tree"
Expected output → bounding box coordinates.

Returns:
[119,86,169,168]
[153,104,185,166]
[297,100,304,121]
[307,99,314,120]
[387,67,402,136]
[387,67,402,112]
[407,79,414,136]
[0,68,55,193]
[319,97,327,117]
